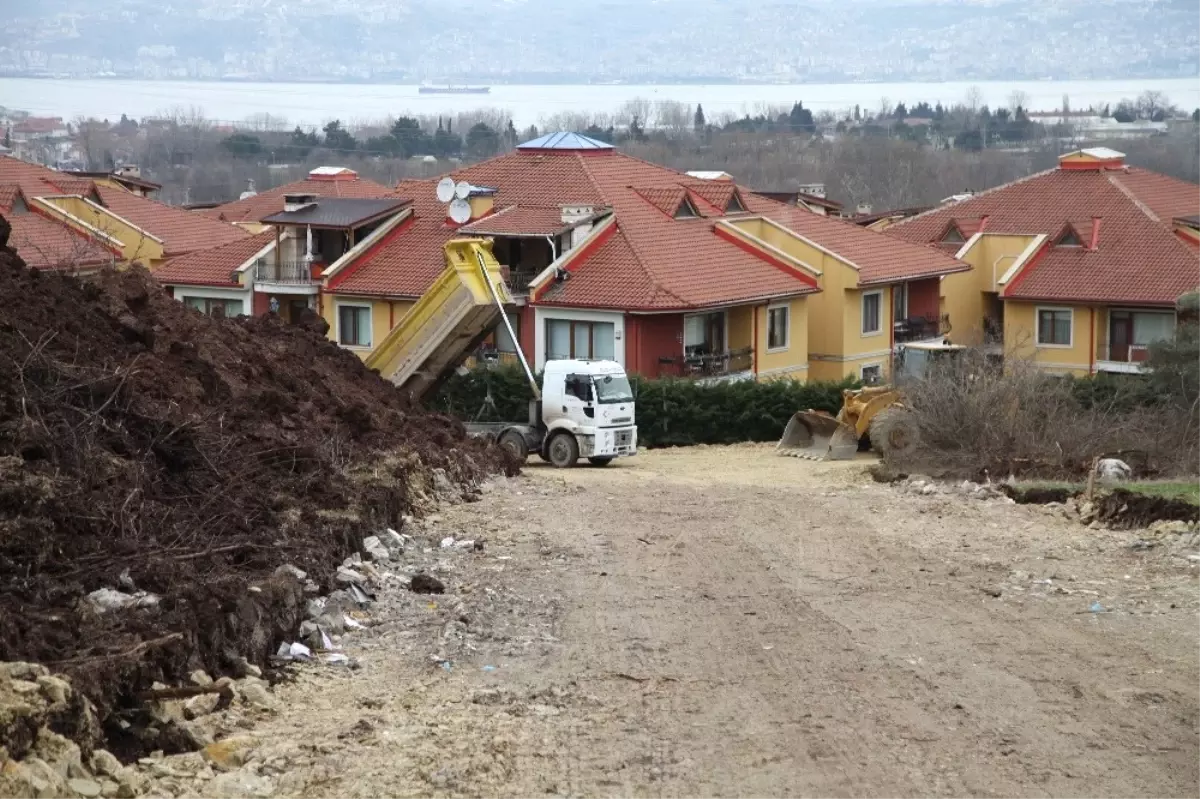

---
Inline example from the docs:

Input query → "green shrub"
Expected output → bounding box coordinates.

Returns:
[428,364,858,448]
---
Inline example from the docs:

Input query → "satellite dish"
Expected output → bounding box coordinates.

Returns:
[454,180,471,200]
[448,198,471,224]
[436,177,456,203]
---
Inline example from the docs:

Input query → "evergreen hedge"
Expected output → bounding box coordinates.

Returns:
[428,364,858,448]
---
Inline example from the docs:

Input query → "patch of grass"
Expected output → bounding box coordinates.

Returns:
[1126,481,1200,506]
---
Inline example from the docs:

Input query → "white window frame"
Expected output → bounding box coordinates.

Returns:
[1035,306,1073,349]
[860,363,884,384]
[861,290,884,337]
[336,301,373,349]
[767,302,790,353]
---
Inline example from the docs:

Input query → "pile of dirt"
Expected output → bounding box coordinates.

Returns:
[0,215,514,758]
[1092,489,1200,530]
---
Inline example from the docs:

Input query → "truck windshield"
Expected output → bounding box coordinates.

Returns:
[593,374,633,404]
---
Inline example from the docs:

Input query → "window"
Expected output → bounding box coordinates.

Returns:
[1036,308,1072,347]
[861,364,883,384]
[1130,312,1173,346]
[726,191,747,214]
[546,319,615,361]
[338,304,372,347]
[767,305,789,350]
[1056,227,1083,247]
[564,374,592,402]
[494,313,520,353]
[674,196,700,219]
[684,312,725,356]
[892,283,908,322]
[183,296,243,318]
[861,290,883,336]
[940,225,965,244]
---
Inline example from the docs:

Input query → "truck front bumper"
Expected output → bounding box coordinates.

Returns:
[588,426,637,458]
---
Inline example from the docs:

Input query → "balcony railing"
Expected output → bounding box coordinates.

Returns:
[254,260,319,284]
[894,314,947,343]
[659,347,755,379]
[502,268,538,297]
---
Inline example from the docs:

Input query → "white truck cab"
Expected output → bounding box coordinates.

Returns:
[470,359,638,467]
[540,360,637,465]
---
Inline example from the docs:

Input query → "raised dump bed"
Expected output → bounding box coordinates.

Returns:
[364,238,511,401]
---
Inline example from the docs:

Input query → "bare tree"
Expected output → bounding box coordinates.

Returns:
[1007,90,1029,112]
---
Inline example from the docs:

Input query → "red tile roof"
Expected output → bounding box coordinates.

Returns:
[200,174,393,223]
[458,206,576,236]
[94,185,248,256]
[154,229,275,287]
[886,165,1200,306]
[334,147,964,310]
[0,156,100,200]
[0,156,245,258]
[742,194,970,286]
[2,189,119,271]
[327,200,452,298]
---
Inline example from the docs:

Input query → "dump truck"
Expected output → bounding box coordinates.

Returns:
[776,341,963,461]
[364,238,637,467]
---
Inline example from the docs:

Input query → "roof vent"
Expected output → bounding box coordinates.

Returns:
[283,193,317,212]
[308,166,358,181]
[561,205,594,224]
[1058,148,1125,170]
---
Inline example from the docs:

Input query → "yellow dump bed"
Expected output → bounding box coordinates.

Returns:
[364,238,512,401]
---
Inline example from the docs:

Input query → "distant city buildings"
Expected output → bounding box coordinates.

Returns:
[0,0,1196,83]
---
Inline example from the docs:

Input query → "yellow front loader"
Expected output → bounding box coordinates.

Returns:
[777,385,916,461]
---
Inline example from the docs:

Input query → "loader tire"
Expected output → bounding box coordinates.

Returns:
[869,408,920,460]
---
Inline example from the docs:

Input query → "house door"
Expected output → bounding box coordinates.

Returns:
[1109,311,1133,361]
[287,299,309,324]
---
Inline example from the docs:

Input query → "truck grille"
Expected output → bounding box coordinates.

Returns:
[615,430,633,448]
[610,417,632,424]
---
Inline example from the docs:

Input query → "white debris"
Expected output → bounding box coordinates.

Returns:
[274,564,308,581]
[84,588,160,614]
[1096,458,1132,482]
[362,535,391,562]
[336,566,367,585]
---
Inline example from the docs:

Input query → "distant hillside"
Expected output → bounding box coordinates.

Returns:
[2,0,1197,83]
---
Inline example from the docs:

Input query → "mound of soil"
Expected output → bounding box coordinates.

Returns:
[0,215,514,756]
[1094,489,1200,530]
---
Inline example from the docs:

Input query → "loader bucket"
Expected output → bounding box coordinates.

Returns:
[777,411,861,461]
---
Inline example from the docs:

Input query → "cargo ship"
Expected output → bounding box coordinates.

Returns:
[418,86,491,95]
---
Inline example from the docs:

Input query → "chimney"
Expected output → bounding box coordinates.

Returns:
[855,202,873,216]
[468,193,494,220]
[283,193,316,212]
[115,164,142,178]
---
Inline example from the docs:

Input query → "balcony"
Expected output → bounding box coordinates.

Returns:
[893,314,948,344]
[1095,344,1150,374]
[658,347,755,381]
[501,267,537,300]
[254,259,320,286]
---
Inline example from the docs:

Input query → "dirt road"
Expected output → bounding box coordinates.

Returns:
[142,445,1200,798]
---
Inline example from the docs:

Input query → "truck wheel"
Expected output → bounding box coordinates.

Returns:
[588,457,613,467]
[546,433,579,468]
[498,430,528,461]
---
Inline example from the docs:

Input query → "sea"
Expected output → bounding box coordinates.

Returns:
[1,77,1197,129]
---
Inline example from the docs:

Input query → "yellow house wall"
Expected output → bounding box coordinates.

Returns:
[727,305,753,350]
[1003,301,1096,375]
[754,296,809,381]
[39,195,166,265]
[321,295,414,360]
[940,234,1036,345]
[740,222,896,383]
